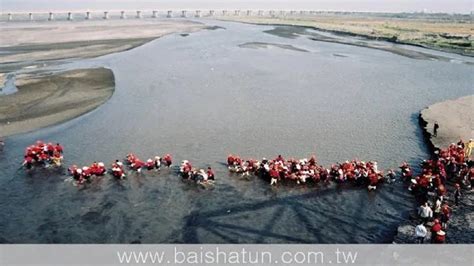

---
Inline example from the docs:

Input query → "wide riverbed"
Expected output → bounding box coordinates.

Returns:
[0,19,472,243]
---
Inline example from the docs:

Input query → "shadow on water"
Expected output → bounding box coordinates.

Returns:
[180,183,411,244]
[1,20,471,244]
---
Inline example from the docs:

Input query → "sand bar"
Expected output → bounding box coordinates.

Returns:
[218,12,473,56]
[0,68,114,137]
[420,95,474,150]
[0,19,205,64]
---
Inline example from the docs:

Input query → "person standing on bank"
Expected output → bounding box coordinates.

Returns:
[433,122,439,137]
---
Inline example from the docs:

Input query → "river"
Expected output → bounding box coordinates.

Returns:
[0,19,472,243]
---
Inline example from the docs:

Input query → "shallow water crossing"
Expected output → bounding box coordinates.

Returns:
[0,20,472,243]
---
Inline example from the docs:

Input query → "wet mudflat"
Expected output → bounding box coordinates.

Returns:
[0,20,472,243]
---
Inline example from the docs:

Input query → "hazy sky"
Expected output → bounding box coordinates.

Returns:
[1,0,472,13]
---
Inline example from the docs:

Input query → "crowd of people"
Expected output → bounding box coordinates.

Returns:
[411,139,473,244]
[65,153,174,184]
[227,154,387,190]
[179,160,215,184]
[68,162,107,184]
[125,153,172,173]
[64,154,218,186]
[20,139,472,244]
[22,141,64,169]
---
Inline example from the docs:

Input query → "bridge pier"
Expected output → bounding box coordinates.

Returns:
[120,11,126,19]
[48,12,54,21]
[258,10,264,16]
[195,10,201,18]
[209,10,214,16]
[152,10,158,18]
[7,13,12,21]
[167,10,173,18]
[85,12,92,20]
[234,10,240,16]
[136,11,142,18]
[103,11,109,19]
[67,12,73,20]
[29,13,34,20]
[181,10,187,17]
[246,10,252,16]
[222,10,227,16]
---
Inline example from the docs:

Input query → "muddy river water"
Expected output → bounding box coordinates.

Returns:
[0,20,472,243]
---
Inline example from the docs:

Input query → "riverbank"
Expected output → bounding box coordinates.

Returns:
[394,96,474,243]
[0,68,114,137]
[217,12,473,56]
[0,19,208,137]
[0,19,205,65]
[419,95,473,151]
[393,190,474,243]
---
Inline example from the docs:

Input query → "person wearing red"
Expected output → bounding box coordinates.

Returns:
[163,154,172,168]
[180,161,192,179]
[90,162,99,174]
[227,155,235,167]
[131,159,144,173]
[434,230,446,244]
[275,155,284,162]
[112,160,125,179]
[81,167,92,181]
[431,219,442,243]
[368,173,379,191]
[46,143,54,156]
[95,162,106,176]
[440,203,451,229]
[54,143,63,154]
[145,159,154,170]
[22,155,33,169]
[39,152,50,165]
[269,167,279,185]
[207,167,215,180]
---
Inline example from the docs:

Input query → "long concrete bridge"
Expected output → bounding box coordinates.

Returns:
[3,10,318,22]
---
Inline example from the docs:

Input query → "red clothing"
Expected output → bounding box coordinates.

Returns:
[145,161,154,170]
[24,156,33,164]
[369,174,378,186]
[434,234,445,244]
[54,144,63,154]
[227,156,235,166]
[269,169,279,179]
[133,160,144,170]
[207,169,215,178]
[40,153,49,161]
[431,223,442,234]
[164,154,172,166]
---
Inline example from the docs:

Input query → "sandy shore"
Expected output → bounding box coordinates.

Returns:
[0,19,207,137]
[0,68,114,137]
[217,12,473,56]
[0,19,205,64]
[420,95,474,150]
[262,25,471,64]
